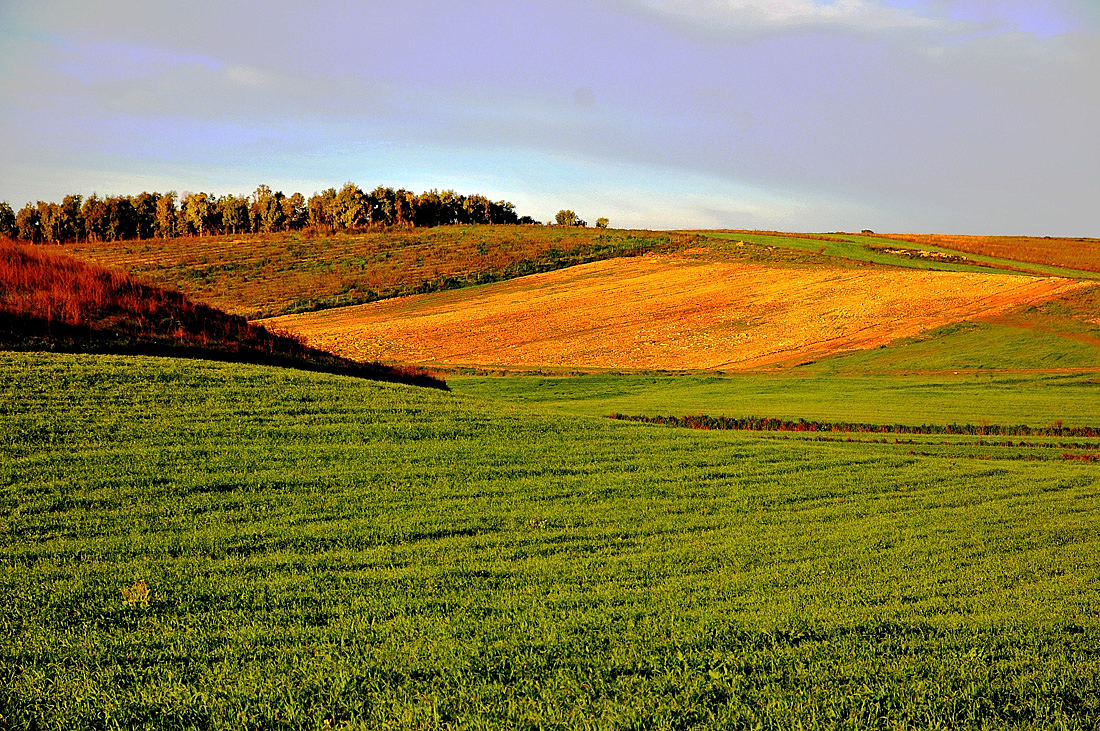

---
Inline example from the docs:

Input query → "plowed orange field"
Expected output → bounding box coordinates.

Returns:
[261,255,1089,370]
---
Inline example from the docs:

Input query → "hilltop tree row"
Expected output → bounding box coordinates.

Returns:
[0,184,539,244]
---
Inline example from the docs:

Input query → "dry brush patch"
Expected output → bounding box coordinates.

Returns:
[262,254,1090,371]
[0,241,447,389]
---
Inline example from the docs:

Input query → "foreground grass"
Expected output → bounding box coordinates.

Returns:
[450,370,1100,427]
[3,353,1100,729]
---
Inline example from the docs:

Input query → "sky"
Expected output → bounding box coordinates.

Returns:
[1,0,1097,234]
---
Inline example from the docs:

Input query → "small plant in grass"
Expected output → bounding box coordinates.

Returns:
[121,579,150,608]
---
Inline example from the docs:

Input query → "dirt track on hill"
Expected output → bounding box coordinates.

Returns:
[260,255,1090,370]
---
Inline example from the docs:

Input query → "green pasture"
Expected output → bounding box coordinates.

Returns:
[450,370,1100,427]
[3,352,1100,729]
[799,320,1100,375]
[452,310,1100,426]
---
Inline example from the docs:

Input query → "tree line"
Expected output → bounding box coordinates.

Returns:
[0,183,542,244]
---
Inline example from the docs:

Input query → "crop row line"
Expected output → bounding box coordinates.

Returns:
[609,413,1100,438]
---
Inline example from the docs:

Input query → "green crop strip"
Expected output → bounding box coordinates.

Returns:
[450,370,1100,427]
[3,352,1100,729]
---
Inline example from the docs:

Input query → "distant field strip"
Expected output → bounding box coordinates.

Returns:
[263,255,1088,370]
[881,233,1100,274]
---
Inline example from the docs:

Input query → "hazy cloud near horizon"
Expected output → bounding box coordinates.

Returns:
[1,0,1096,234]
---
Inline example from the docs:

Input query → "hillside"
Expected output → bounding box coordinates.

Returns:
[0,240,446,389]
[260,252,1092,371]
[36,226,1100,376]
[63,226,704,319]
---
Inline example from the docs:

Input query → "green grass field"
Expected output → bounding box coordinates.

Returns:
[6,225,1100,728]
[449,370,1100,427]
[4,352,1100,729]
[448,311,1100,426]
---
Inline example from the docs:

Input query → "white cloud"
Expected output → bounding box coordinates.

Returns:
[615,0,1088,44]
[619,0,943,37]
[225,64,275,89]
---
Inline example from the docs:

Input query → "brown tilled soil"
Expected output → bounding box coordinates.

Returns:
[261,254,1091,371]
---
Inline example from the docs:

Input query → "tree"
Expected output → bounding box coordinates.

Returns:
[0,182,532,243]
[555,209,579,227]
[595,217,609,229]
[218,194,250,234]
[60,194,85,242]
[81,195,108,242]
[250,185,273,233]
[369,186,396,227]
[393,188,416,226]
[259,192,286,233]
[0,202,15,239]
[414,189,443,227]
[307,188,336,230]
[491,200,518,225]
[155,193,178,238]
[182,192,216,236]
[463,194,493,225]
[15,204,41,242]
[281,192,307,231]
[438,189,463,225]
[37,201,62,243]
[104,196,137,241]
[332,183,367,230]
[132,192,160,239]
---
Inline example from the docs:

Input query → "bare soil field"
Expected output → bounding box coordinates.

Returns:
[261,254,1089,371]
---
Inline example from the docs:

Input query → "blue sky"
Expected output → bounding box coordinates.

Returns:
[1,0,1097,234]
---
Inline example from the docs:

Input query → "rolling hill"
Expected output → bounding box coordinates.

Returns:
[0,240,446,389]
[55,227,1100,376]
[260,253,1093,372]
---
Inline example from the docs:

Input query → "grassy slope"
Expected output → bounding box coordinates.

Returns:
[449,309,1100,425]
[4,352,1100,729]
[68,226,1100,323]
[449,371,1100,426]
[0,240,446,389]
[7,227,1100,728]
[65,227,703,319]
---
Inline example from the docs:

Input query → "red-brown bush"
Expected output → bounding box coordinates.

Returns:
[0,240,447,389]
